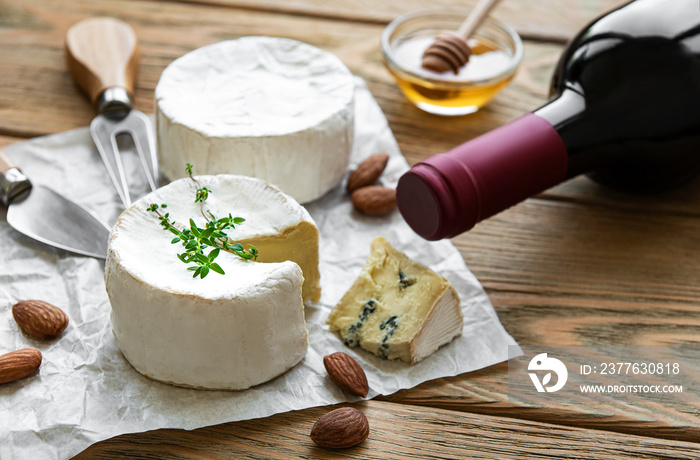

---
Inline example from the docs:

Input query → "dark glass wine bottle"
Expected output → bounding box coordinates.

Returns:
[396,0,700,240]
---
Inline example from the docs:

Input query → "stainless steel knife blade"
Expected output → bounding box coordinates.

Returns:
[1,150,111,259]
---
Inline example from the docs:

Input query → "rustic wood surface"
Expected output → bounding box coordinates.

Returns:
[74,401,700,460]
[3,0,700,458]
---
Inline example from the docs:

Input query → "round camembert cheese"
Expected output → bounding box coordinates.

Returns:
[105,175,321,390]
[155,36,355,204]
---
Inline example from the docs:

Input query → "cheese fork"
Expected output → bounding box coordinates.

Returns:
[65,17,158,208]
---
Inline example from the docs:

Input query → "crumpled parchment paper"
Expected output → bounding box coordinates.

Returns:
[0,78,520,459]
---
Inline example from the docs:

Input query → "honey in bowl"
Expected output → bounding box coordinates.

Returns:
[391,36,514,114]
[380,9,523,116]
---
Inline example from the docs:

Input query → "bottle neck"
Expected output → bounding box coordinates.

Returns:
[535,88,585,134]
[397,113,568,240]
[535,88,592,178]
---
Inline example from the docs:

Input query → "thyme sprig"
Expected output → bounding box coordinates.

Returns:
[146,164,259,279]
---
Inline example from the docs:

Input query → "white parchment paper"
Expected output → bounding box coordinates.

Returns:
[0,79,520,459]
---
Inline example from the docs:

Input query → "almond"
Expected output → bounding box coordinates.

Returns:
[351,186,396,216]
[347,152,389,193]
[0,348,42,384]
[12,300,69,340]
[323,352,369,397]
[310,407,369,449]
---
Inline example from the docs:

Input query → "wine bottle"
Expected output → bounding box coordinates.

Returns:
[396,0,700,240]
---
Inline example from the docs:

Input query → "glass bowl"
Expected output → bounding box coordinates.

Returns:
[381,7,523,116]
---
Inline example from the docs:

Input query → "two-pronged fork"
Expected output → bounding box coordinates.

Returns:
[65,17,158,208]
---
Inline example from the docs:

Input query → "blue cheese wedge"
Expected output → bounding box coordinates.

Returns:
[327,237,463,364]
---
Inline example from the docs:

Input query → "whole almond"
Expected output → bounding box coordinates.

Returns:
[0,348,42,384]
[12,300,69,340]
[323,352,369,397]
[351,186,396,216]
[310,407,369,449]
[347,152,390,192]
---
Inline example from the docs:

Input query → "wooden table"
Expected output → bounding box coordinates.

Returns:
[3,0,700,458]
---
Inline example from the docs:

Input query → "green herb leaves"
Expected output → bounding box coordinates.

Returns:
[146,164,259,279]
[229,243,259,260]
[195,187,211,203]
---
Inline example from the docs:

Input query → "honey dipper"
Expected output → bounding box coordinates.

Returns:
[422,0,504,74]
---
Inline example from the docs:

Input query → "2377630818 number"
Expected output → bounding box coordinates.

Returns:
[599,363,680,375]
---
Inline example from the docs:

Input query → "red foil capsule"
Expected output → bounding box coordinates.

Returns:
[397,114,568,240]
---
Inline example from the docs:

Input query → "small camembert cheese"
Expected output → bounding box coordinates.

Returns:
[105,175,320,390]
[155,36,355,204]
[327,237,463,364]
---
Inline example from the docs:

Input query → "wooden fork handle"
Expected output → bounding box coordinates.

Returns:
[65,17,139,110]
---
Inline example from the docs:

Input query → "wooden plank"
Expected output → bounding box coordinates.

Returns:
[382,361,700,443]
[73,400,700,459]
[175,0,630,42]
[454,198,700,303]
[543,175,700,218]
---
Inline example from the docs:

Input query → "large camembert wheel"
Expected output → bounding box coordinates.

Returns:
[155,37,355,204]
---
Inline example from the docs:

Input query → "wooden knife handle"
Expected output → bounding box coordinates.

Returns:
[0,149,32,207]
[0,149,15,174]
[65,17,139,109]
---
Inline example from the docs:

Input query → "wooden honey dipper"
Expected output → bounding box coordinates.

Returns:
[422,0,504,74]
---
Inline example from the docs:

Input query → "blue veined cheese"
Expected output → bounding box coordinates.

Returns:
[105,175,320,390]
[327,237,463,364]
[155,36,355,204]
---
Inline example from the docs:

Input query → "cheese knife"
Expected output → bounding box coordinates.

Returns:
[0,149,111,259]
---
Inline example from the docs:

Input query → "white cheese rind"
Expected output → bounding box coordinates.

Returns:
[105,175,317,390]
[155,36,355,204]
[411,288,462,362]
